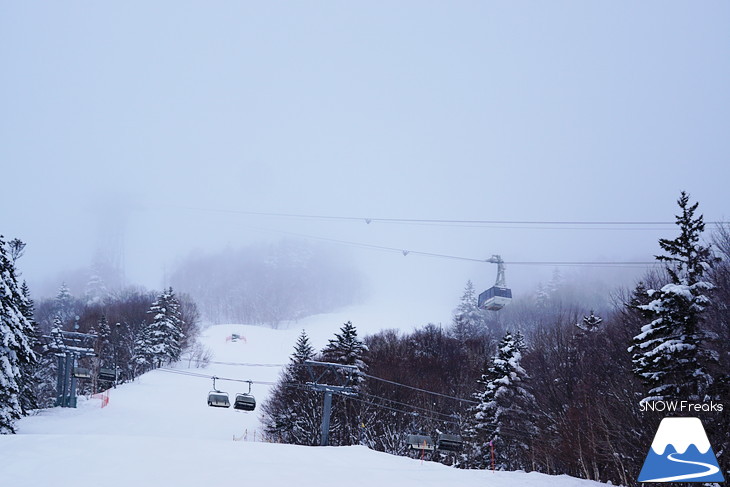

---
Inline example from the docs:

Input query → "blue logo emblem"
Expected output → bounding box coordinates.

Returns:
[638,417,724,483]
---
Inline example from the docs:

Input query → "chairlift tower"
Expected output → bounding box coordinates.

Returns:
[43,322,97,408]
[303,360,359,446]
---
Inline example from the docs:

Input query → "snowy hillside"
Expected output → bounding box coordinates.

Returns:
[1,321,607,487]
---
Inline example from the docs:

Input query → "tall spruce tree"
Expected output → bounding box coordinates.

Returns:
[0,237,37,433]
[17,281,40,413]
[451,280,485,341]
[84,271,108,306]
[630,192,717,402]
[143,287,185,368]
[262,330,322,445]
[54,282,75,327]
[469,331,535,470]
[320,321,367,445]
[7,239,26,264]
[320,321,368,376]
[133,325,154,374]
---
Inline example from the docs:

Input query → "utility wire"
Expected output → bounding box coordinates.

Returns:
[170,204,727,227]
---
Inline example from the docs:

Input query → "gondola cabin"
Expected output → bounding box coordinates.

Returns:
[407,434,435,451]
[436,434,464,452]
[478,286,512,311]
[233,393,256,411]
[207,391,230,408]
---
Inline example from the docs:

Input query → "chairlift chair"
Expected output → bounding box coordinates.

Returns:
[233,381,256,411]
[207,391,230,408]
[233,393,256,411]
[207,377,230,408]
[72,367,91,379]
[406,434,435,451]
[98,368,117,382]
[478,255,512,311]
[436,433,464,452]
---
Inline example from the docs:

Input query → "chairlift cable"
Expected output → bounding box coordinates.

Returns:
[157,369,534,436]
[172,363,482,405]
[208,361,287,368]
[159,367,478,409]
[359,372,479,405]
[357,391,467,421]
[346,395,460,426]
[344,394,534,437]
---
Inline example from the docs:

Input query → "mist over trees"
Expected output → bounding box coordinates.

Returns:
[3,192,727,484]
[261,193,729,486]
[169,240,364,326]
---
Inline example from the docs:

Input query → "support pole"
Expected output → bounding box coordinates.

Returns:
[56,355,65,406]
[44,328,98,408]
[62,353,73,407]
[69,354,78,408]
[320,391,333,446]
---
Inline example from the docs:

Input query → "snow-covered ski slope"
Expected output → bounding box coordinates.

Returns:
[1,314,607,487]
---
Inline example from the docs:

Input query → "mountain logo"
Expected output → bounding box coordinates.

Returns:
[638,417,724,483]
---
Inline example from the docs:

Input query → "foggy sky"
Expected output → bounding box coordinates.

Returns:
[2,2,728,325]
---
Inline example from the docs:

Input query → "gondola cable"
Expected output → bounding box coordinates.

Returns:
[167,204,727,228]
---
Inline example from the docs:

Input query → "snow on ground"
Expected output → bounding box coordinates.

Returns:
[1,321,608,487]
[273,302,447,347]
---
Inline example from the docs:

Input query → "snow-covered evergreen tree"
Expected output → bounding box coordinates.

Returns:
[133,325,154,373]
[17,281,40,413]
[54,282,76,327]
[469,331,535,470]
[576,310,603,334]
[0,236,37,433]
[142,287,185,368]
[90,315,113,390]
[548,268,563,296]
[262,330,322,445]
[84,271,109,306]
[534,282,550,309]
[630,192,718,402]
[320,321,367,445]
[7,239,26,264]
[291,329,315,364]
[96,315,112,363]
[320,321,368,376]
[451,281,485,341]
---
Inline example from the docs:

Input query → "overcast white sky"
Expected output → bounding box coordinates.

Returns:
[1,2,728,323]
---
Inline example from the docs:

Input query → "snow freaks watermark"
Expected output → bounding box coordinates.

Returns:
[637,412,725,483]
[639,400,724,413]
